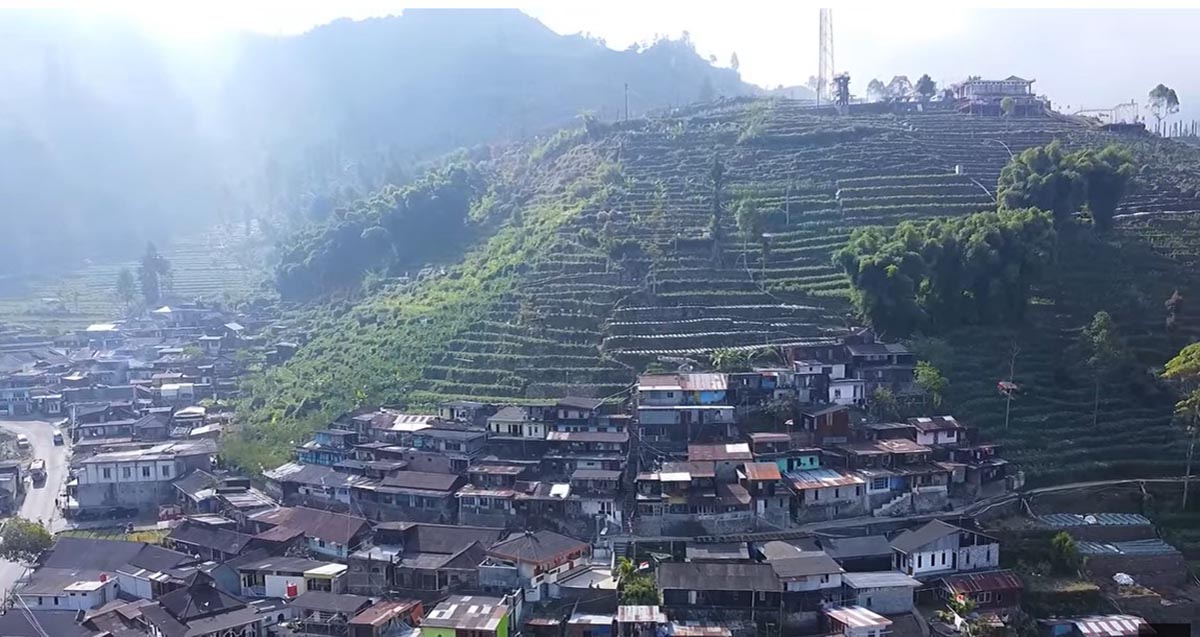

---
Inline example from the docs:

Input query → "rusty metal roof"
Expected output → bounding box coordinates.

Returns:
[740,463,782,481]
[940,569,1024,595]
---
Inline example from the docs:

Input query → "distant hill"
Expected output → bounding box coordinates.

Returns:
[233,102,1200,495]
[0,9,753,275]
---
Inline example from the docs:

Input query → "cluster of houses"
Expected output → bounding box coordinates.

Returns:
[3,317,1173,636]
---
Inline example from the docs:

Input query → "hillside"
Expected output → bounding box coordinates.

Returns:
[232,101,1200,485]
[0,9,753,275]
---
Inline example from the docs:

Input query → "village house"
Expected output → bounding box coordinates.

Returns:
[656,562,781,611]
[820,535,893,572]
[296,428,359,466]
[70,439,216,513]
[937,569,1024,611]
[166,519,254,562]
[438,400,498,427]
[349,599,426,637]
[262,461,376,509]
[247,506,372,560]
[890,520,1000,578]
[17,537,200,611]
[139,577,266,637]
[785,468,867,522]
[289,591,375,637]
[421,595,513,637]
[543,430,628,476]
[352,470,465,523]
[480,530,590,602]
[766,549,845,614]
[347,522,504,597]
[907,416,964,447]
[488,405,551,440]
[738,462,789,526]
[823,605,893,637]
[411,427,488,472]
[636,373,736,443]
[798,404,851,445]
[235,555,349,597]
[840,571,921,615]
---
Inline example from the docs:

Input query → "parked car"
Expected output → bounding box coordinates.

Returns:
[52,430,63,445]
[15,434,29,449]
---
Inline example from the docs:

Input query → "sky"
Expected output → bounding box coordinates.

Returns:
[8,2,1200,117]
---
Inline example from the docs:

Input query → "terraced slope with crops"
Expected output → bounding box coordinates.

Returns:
[241,99,1200,481]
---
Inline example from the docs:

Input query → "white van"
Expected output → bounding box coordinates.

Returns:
[15,434,29,449]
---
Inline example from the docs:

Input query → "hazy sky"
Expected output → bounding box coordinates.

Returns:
[12,2,1200,117]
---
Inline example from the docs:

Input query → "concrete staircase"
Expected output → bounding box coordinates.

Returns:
[873,491,912,517]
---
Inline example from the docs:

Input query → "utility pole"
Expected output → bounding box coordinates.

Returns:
[624,83,629,121]
[1003,341,1019,430]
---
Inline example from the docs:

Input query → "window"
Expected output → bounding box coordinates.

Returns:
[986,546,993,562]
[53,597,59,606]
[834,488,840,498]
[834,389,842,399]
[161,465,171,478]
[820,574,830,584]
[142,466,151,478]
[318,539,326,548]
[855,486,862,496]
[665,392,675,398]
[122,467,132,479]
[976,592,992,603]
[941,552,946,565]
[36,596,42,605]
[871,477,888,490]
[102,468,111,479]
[917,555,923,568]
[813,489,820,501]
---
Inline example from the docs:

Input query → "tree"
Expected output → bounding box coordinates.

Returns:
[915,361,949,407]
[1075,144,1136,233]
[835,208,1056,337]
[138,242,172,307]
[915,74,937,102]
[870,387,899,421]
[729,52,740,72]
[710,347,750,372]
[866,78,886,102]
[735,198,766,270]
[615,557,658,604]
[885,75,912,100]
[997,141,1087,226]
[1163,342,1200,509]
[999,141,1136,232]
[0,517,52,563]
[1050,531,1083,575]
[114,268,136,311]
[1081,311,1125,429]
[1148,84,1180,133]
[1001,96,1015,117]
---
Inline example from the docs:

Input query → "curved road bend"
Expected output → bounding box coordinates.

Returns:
[0,419,71,601]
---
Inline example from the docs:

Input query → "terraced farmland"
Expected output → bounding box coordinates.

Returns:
[0,225,265,332]
[244,100,1200,481]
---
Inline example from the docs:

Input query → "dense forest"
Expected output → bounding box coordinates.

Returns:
[0,9,753,276]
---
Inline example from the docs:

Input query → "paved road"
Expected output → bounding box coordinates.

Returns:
[0,418,70,601]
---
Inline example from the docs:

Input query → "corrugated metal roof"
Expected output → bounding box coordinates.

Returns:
[1071,615,1147,636]
[785,468,865,490]
[688,443,752,462]
[940,569,1023,595]
[638,373,728,392]
[616,606,667,624]
[1036,513,1152,528]
[741,463,782,481]
[1077,539,1180,556]
[824,606,892,629]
